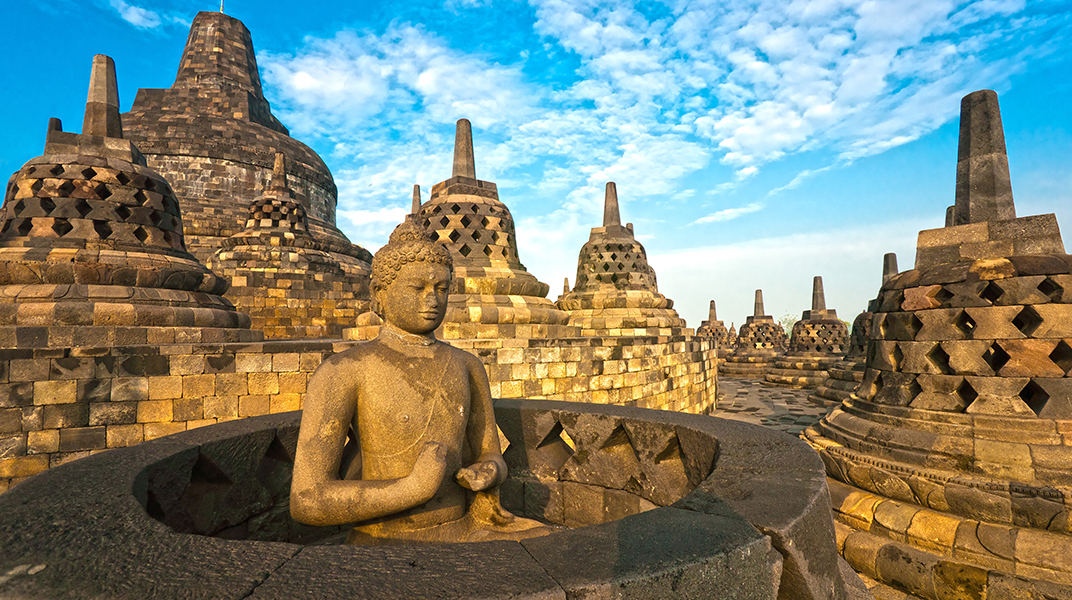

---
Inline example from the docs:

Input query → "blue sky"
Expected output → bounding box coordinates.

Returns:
[3,0,1071,328]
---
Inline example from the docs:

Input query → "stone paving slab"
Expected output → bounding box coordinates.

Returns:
[715,377,836,436]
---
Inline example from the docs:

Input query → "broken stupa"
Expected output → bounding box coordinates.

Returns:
[719,289,787,378]
[765,276,849,389]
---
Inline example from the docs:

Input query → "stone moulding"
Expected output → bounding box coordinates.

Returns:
[0,400,859,599]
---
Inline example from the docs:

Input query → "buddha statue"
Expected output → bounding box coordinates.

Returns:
[290,220,552,544]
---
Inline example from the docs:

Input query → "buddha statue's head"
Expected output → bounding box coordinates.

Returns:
[371,220,454,333]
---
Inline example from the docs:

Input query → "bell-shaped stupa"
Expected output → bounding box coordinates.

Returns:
[0,55,258,347]
[207,153,371,339]
[810,253,898,407]
[806,90,1072,597]
[696,300,730,364]
[122,11,371,275]
[719,290,787,378]
[765,276,849,388]
[416,119,569,339]
[556,183,685,335]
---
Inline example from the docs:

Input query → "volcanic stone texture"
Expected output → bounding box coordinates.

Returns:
[121,11,371,275]
[207,155,370,339]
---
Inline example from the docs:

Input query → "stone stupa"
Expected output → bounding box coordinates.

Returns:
[806,90,1072,598]
[695,300,730,365]
[0,55,259,349]
[810,253,899,407]
[719,290,787,378]
[556,182,686,335]
[121,10,371,276]
[206,153,371,339]
[765,276,849,389]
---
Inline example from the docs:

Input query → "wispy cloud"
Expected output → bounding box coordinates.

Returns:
[692,202,764,225]
[107,0,190,29]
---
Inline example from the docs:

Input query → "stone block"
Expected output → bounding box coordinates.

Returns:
[270,393,300,413]
[148,376,182,400]
[215,373,248,396]
[248,372,280,395]
[0,455,48,478]
[58,426,106,452]
[33,380,77,405]
[144,422,186,441]
[110,377,148,402]
[169,354,205,375]
[236,353,272,373]
[42,404,88,429]
[278,372,306,394]
[182,374,215,398]
[27,429,59,454]
[173,397,204,422]
[0,382,34,408]
[137,400,173,423]
[9,359,51,382]
[89,401,137,426]
[204,395,239,419]
[272,353,299,372]
[239,395,270,417]
[77,379,111,403]
[105,424,143,448]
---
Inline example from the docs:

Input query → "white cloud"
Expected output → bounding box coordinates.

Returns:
[692,202,764,225]
[109,0,160,28]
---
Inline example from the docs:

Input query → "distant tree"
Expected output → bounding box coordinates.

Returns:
[778,313,798,338]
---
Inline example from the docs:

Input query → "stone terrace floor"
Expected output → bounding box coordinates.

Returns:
[714,377,835,436]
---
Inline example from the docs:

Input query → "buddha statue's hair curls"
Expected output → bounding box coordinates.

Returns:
[370,220,454,316]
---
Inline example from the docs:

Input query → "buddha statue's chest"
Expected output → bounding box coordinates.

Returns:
[356,352,471,467]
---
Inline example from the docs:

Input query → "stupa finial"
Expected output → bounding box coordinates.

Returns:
[952,90,1015,225]
[753,289,765,317]
[882,252,899,285]
[708,300,717,322]
[563,277,570,294]
[83,55,122,138]
[411,185,421,215]
[452,119,476,179]
[811,276,826,312]
[603,182,621,227]
[269,152,287,191]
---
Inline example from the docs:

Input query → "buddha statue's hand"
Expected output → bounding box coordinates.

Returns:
[406,442,448,502]
[455,460,501,492]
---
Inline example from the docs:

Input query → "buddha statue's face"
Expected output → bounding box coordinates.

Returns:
[378,261,451,334]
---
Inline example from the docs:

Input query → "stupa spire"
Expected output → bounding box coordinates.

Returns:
[563,278,570,294]
[83,55,122,138]
[811,276,826,311]
[603,182,621,227]
[882,252,899,285]
[952,90,1015,225]
[411,185,421,215]
[269,152,287,191]
[708,300,717,322]
[174,11,265,97]
[753,290,765,317]
[452,119,476,179]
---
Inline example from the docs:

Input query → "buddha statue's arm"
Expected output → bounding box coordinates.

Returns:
[290,356,447,527]
[456,354,507,492]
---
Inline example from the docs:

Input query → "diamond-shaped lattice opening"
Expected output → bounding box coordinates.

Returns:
[480,216,490,228]
[616,262,625,271]
[12,200,26,216]
[448,230,460,243]
[458,244,471,257]
[115,172,130,186]
[1049,341,1072,375]
[536,422,574,471]
[927,344,953,374]
[610,253,617,261]
[51,219,73,237]
[133,190,147,204]
[115,205,131,220]
[134,227,149,243]
[439,216,450,227]
[934,287,954,305]
[0,222,9,234]
[450,203,461,214]
[422,219,432,229]
[956,379,978,405]
[892,344,904,370]
[142,177,157,192]
[909,314,924,339]
[617,244,625,251]
[16,219,33,236]
[57,180,75,195]
[460,215,471,228]
[497,426,510,455]
[602,263,610,272]
[80,167,97,180]
[1038,278,1063,302]
[872,372,885,396]
[979,281,1004,304]
[611,273,619,283]
[150,211,163,226]
[92,221,112,239]
[631,263,638,269]
[471,230,481,241]
[483,245,494,257]
[30,180,43,194]
[40,198,56,214]
[93,183,110,201]
[954,310,976,337]
[1019,381,1050,417]
[74,199,92,218]
[1012,306,1043,337]
[431,205,442,215]
[982,342,1010,374]
[49,165,64,176]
